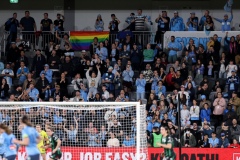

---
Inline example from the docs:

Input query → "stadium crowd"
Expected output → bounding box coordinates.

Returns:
[0,7,240,148]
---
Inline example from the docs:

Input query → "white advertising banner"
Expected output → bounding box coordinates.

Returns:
[163,31,240,50]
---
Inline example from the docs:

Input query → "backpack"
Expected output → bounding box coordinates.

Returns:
[4,19,10,31]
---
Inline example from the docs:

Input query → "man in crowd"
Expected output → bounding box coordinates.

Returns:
[170,11,185,31]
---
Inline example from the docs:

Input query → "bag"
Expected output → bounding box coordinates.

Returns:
[213,105,224,115]
[4,20,10,31]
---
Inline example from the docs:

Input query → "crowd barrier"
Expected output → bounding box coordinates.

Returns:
[16,147,240,160]
[3,31,155,54]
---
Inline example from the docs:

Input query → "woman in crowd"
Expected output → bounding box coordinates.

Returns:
[95,14,104,31]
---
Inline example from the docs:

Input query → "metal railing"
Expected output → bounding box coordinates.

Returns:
[3,31,70,54]
[3,31,155,54]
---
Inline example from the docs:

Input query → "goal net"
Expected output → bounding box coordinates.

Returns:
[0,102,148,160]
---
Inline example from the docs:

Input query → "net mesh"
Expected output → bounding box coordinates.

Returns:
[0,102,148,160]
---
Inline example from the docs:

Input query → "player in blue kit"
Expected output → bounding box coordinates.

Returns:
[13,115,41,160]
[0,124,17,160]
[0,124,5,160]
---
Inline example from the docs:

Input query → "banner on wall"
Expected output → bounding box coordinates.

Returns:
[16,147,240,160]
[70,31,109,51]
[163,31,240,51]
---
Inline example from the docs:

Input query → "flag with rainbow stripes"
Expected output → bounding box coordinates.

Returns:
[70,31,109,51]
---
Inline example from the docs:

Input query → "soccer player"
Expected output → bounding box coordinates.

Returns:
[0,124,17,160]
[0,125,5,160]
[13,115,41,160]
[46,126,62,160]
[36,124,49,160]
[157,126,176,160]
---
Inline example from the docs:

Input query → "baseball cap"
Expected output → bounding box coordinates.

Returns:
[221,133,225,136]
[44,64,49,67]
[115,39,119,42]
[201,95,206,100]
[231,70,236,72]
[126,33,131,37]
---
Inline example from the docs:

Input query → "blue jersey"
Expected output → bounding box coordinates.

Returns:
[21,126,40,156]
[3,133,17,157]
[0,133,5,154]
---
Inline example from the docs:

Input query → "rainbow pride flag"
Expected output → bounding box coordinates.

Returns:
[70,31,109,51]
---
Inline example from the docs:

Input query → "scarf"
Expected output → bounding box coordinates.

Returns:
[230,42,236,54]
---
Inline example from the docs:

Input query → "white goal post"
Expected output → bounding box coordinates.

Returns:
[0,102,147,160]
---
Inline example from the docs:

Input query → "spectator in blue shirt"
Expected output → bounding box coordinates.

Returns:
[199,10,211,30]
[101,66,115,91]
[1,63,14,89]
[154,80,166,99]
[226,70,239,96]
[209,132,219,148]
[6,13,19,43]
[186,12,198,31]
[96,42,108,61]
[168,36,180,63]
[170,11,185,31]
[95,14,104,31]
[200,103,211,125]
[53,110,64,124]
[136,73,146,100]
[218,133,230,148]
[122,65,134,89]
[26,83,39,101]
[16,61,29,85]
[213,10,233,31]
[40,64,53,84]
[122,135,135,147]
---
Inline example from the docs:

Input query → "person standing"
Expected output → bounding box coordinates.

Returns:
[213,10,233,31]
[168,36,179,63]
[170,11,185,31]
[36,124,49,160]
[158,126,176,160]
[13,115,41,160]
[40,13,53,48]
[108,14,120,44]
[46,126,62,160]
[186,12,198,31]
[54,13,65,33]
[5,13,19,48]
[20,11,37,43]
[155,11,170,44]
[0,124,17,160]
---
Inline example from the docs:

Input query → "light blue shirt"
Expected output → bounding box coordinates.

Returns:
[214,15,233,31]
[96,47,108,61]
[154,85,166,96]
[187,17,198,31]
[40,69,53,83]
[21,126,40,156]
[111,49,117,62]
[2,69,14,87]
[168,41,179,56]
[170,16,185,31]
[209,138,219,147]
[136,79,146,93]
[28,88,39,102]
[0,133,5,154]
[53,115,63,124]
[122,70,134,82]
[123,138,135,146]
[3,133,17,157]
[17,67,29,83]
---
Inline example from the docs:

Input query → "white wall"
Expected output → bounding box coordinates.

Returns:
[74,9,240,32]
[1,9,239,32]
[0,10,63,31]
